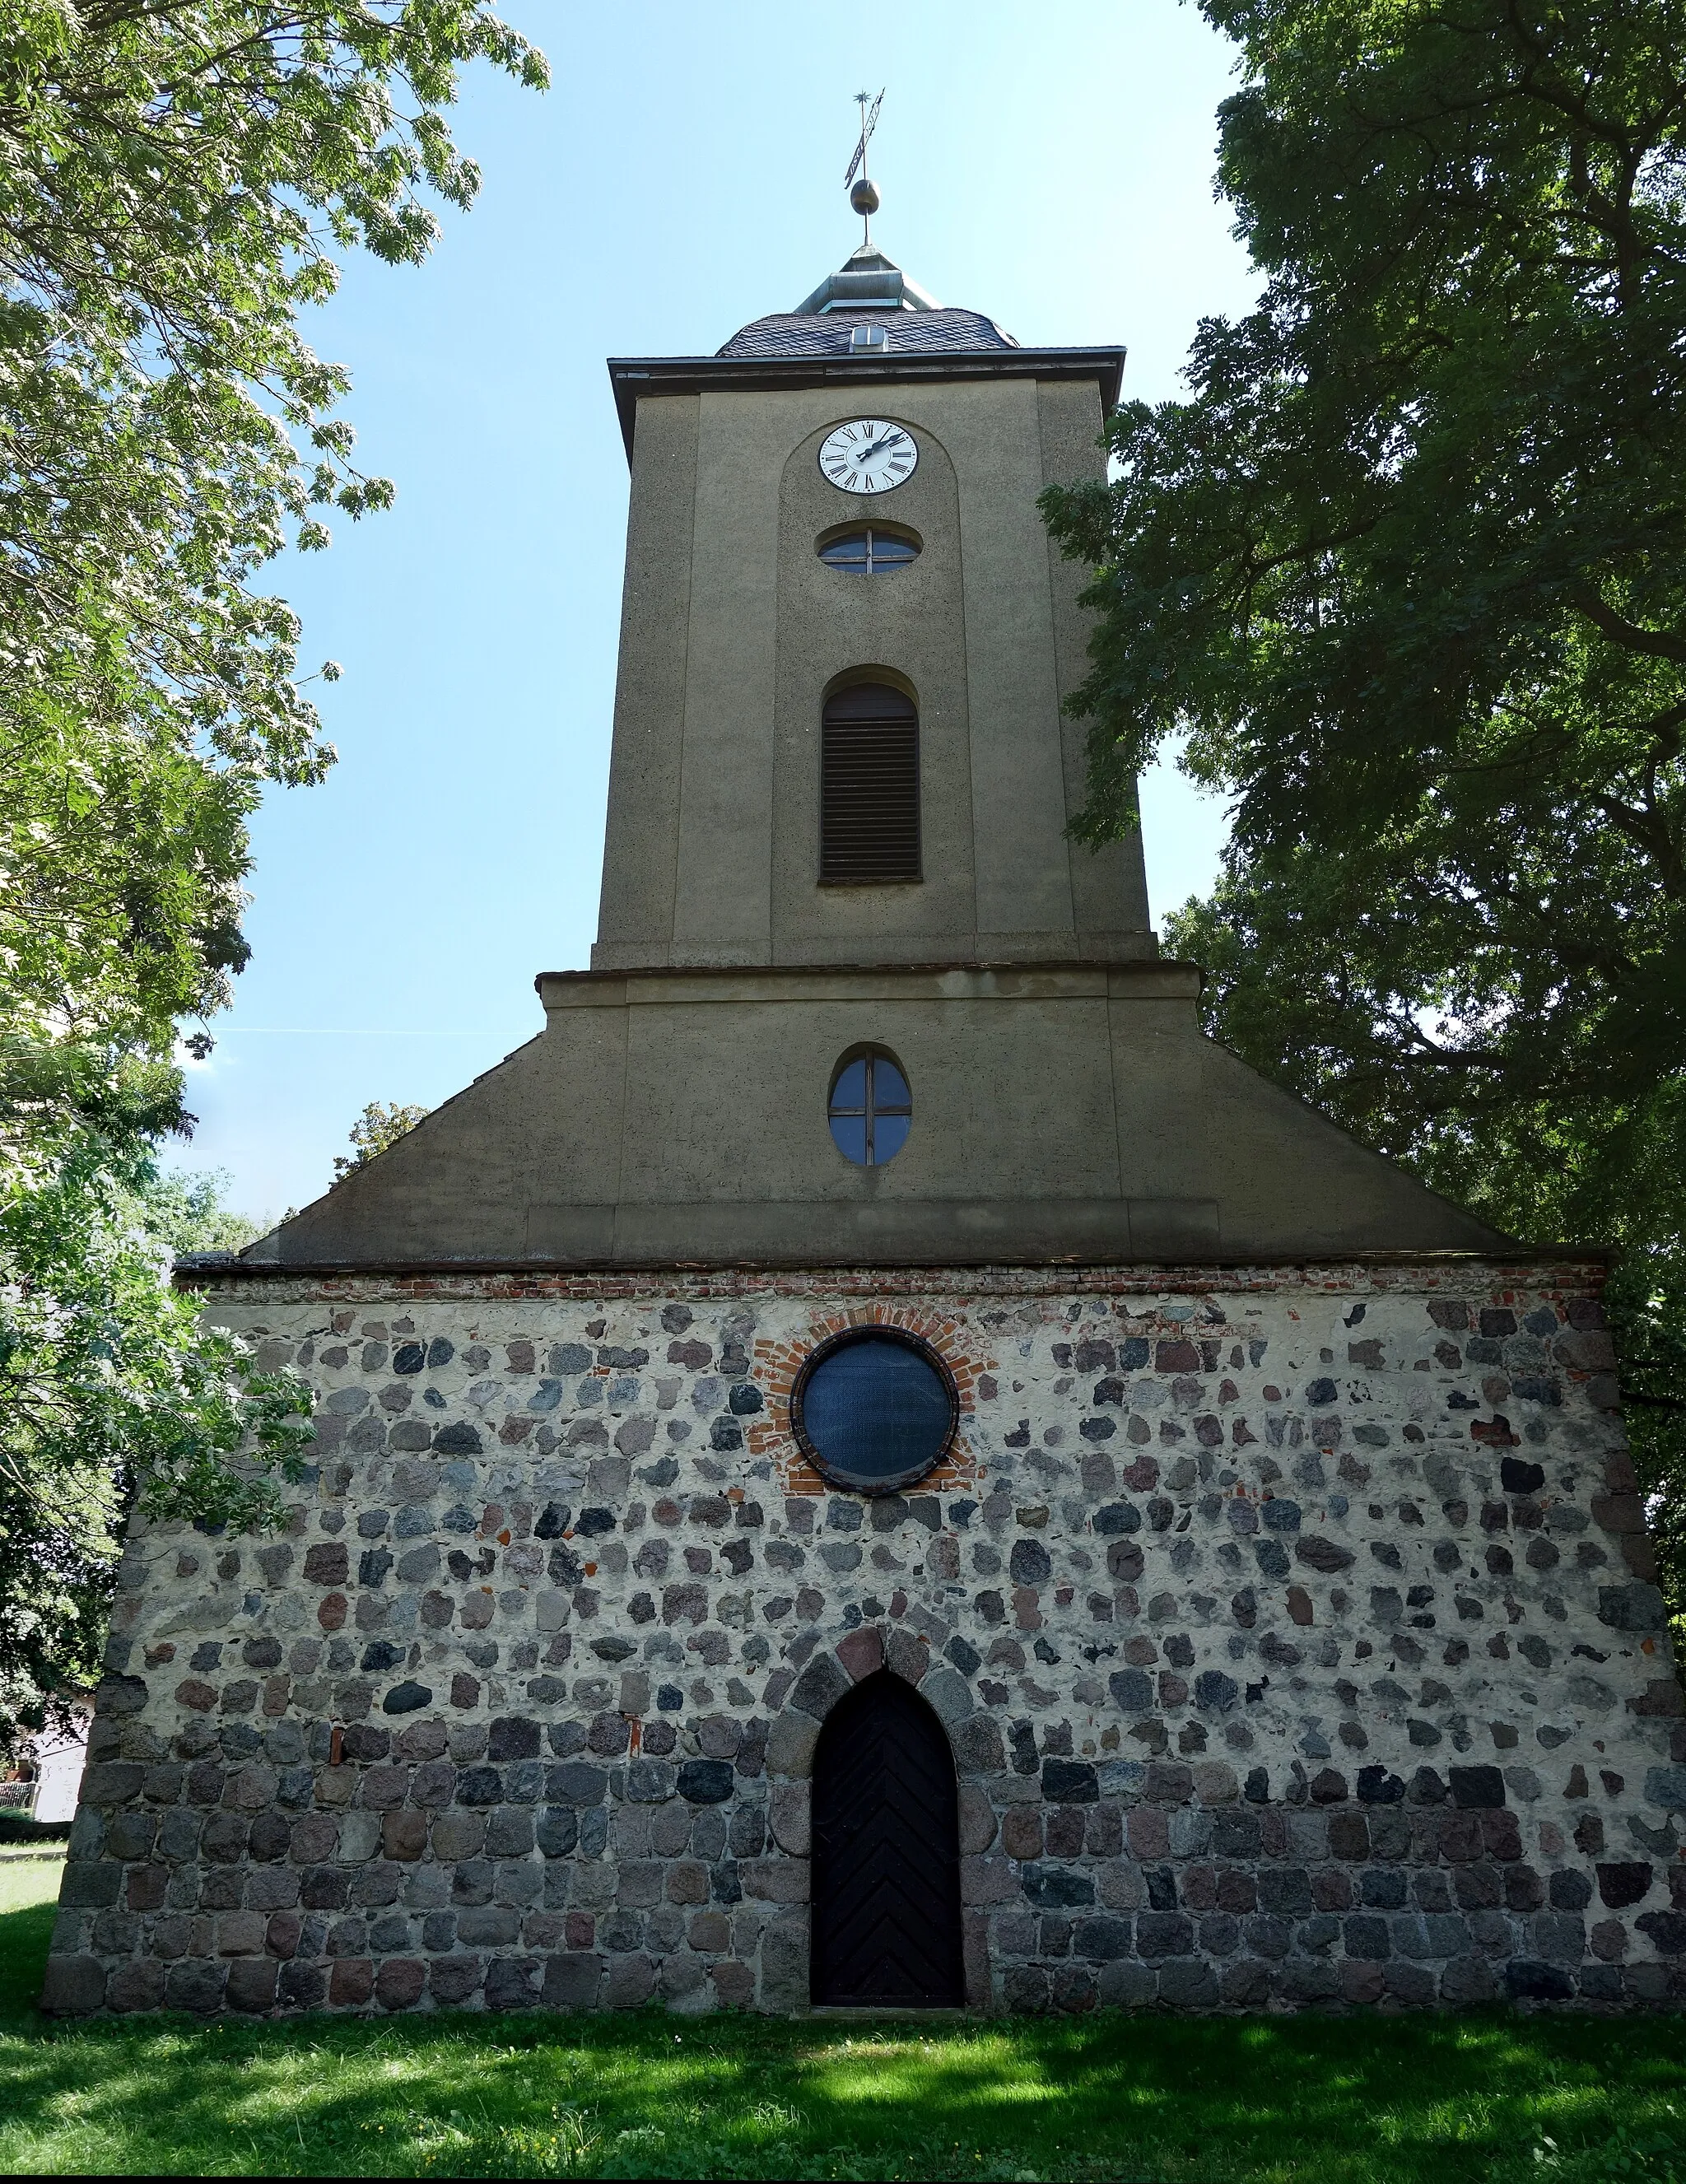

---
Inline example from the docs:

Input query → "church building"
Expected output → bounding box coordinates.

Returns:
[43,200,1685,2019]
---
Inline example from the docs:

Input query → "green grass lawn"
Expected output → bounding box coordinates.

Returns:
[0,1861,1683,2181]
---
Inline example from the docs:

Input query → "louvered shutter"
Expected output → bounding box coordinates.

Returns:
[820,682,920,884]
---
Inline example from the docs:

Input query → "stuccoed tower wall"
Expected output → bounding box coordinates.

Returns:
[43,1261,1686,2020]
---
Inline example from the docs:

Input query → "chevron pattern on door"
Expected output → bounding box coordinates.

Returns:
[809,1670,965,2007]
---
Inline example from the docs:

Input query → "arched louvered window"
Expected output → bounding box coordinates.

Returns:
[820,682,920,886]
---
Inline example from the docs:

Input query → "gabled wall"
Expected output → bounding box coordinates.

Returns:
[248,966,1506,1269]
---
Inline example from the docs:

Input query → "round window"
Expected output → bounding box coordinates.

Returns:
[790,1327,957,1496]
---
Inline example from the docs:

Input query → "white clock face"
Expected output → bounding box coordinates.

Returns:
[818,417,917,495]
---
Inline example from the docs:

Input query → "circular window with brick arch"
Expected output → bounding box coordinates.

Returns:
[790,1326,958,1496]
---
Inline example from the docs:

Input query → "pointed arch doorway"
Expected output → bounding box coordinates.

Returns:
[809,1669,965,2007]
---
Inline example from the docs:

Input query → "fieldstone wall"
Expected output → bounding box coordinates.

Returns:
[41,1260,1686,2019]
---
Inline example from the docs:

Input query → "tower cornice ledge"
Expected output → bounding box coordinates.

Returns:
[607,347,1127,461]
[534,960,1202,1010]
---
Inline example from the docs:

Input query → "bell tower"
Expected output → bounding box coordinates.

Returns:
[591,244,1150,971]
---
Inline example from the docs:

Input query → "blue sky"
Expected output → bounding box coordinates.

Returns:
[173,0,1256,1222]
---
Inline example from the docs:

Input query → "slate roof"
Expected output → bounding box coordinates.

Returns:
[717,306,1019,361]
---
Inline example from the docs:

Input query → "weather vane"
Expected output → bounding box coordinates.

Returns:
[844,88,884,244]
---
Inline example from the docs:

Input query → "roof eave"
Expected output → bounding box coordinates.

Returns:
[604,346,1128,463]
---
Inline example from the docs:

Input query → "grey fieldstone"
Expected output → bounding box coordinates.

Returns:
[59,1278,1673,2026]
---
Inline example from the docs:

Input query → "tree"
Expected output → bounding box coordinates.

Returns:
[1041,1,1686,1602]
[1,1,548,1055]
[0,1046,310,1744]
[133,1167,262,1260]
[0,2,545,1735]
[332,1098,429,1180]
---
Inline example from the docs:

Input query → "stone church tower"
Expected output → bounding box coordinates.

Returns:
[44,231,1684,2020]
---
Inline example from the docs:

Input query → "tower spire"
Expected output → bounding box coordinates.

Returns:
[845,88,883,245]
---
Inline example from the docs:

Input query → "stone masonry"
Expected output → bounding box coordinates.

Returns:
[42,1258,1686,2019]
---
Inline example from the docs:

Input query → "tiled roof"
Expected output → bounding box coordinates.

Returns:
[717,307,1019,360]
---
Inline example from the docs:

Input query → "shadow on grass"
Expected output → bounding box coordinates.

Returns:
[0,1887,57,2019]
[0,1892,1679,2183]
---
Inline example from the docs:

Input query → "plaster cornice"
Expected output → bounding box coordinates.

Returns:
[605,347,1128,462]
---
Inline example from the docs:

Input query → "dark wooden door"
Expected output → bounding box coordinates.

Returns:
[810,1671,964,2007]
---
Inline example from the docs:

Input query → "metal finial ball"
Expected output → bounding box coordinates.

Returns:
[850,177,880,216]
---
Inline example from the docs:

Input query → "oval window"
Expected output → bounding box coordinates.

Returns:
[829,1047,911,1166]
[791,1327,958,1495]
[817,528,920,575]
